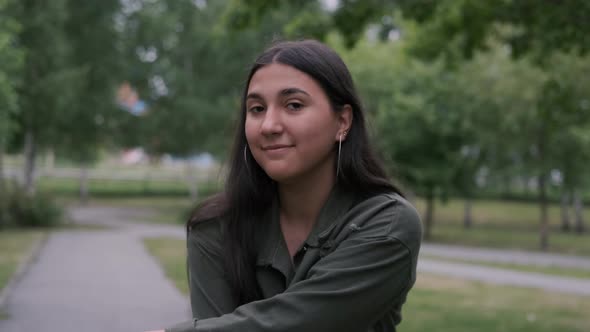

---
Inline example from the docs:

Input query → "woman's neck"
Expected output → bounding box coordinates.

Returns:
[278,164,336,230]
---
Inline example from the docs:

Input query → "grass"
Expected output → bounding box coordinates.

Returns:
[73,194,590,256]
[421,254,590,279]
[36,175,588,256]
[143,236,590,332]
[412,198,590,256]
[413,198,590,231]
[399,274,590,332]
[427,223,590,256]
[143,237,189,295]
[0,229,46,294]
[38,177,199,197]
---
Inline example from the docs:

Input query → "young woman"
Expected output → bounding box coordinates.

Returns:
[151,39,422,332]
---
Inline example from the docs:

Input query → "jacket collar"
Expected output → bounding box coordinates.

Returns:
[255,184,357,268]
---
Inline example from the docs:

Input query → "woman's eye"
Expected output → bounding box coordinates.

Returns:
[248,106,264,113]
[286,102,303,111]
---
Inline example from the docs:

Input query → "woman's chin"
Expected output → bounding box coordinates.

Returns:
[262,167,298,184]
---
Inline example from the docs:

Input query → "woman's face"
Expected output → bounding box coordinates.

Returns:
[245,63,348,184]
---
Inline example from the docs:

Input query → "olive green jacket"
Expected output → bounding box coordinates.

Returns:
[167,186,422,332]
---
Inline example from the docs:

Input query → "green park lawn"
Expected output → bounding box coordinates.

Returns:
[413,198,590,231]
[421,254,590,279]
[0,230,46,296]
[43,173,590,256]
[144,236,590,332]
[413,198,590,256]
[143,238,189,295]
[99,193,590,256]
[39,177,196,197]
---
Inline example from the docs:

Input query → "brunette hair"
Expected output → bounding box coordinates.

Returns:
[188,40,401,304]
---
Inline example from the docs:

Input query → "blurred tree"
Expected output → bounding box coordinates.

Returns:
[398,0,590,59]
[544,52,590,234]
[343,38,467,239]
[223,0,590,55]
[377,59,466,240]
[55,0,123,203]
[456,43,552,247]
[341,34,481,237]
[0,0,23,226]
[10,0,77,196]
[222,0,396,47]
[397,1,590,249]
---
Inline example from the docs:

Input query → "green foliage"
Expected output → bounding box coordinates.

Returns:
[375,57,464,197]
[454,42,547,181]
[223,0,396,47]
[542,52,590,189]
[0,183,62,228]
[10,0,74,146]
[53,0,123,164]
[340,37,466,198]
[0,0,23,144]
[398,0,590,60]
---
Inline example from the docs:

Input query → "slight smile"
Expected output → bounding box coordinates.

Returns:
[262,144,294,151]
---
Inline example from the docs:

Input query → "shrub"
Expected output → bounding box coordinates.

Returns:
[0,182,62,228]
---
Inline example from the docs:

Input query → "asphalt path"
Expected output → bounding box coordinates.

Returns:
[0,207,189,332]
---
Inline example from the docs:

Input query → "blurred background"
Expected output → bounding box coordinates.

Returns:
[1,0,590,331]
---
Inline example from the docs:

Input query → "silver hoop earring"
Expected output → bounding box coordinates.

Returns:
[337,133,343,178]
[244,145,251,175]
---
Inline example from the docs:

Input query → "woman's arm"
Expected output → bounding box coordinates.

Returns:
[167,201,421,332]
[186,220,238,318]
[164,219,238,332]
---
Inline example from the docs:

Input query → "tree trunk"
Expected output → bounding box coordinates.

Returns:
[0,139,5,196]
[23,130,37,196]
[423,189,435,240]
[79,165,89,204]
[45,148,55,171]
[185,160,198,202]
[573,190,585,234]
[142,171,151,195]
[463,196,473,229]
[538,173,549,251]
[0,140,8,228]
[560,191,571,232]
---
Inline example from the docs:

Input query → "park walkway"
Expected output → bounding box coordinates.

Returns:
[2,205,590,332]
[0,207,189,332]
[419,243,590,296]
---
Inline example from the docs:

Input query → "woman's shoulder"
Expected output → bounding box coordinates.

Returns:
[186,193,226,249]
[348,191,422,252]
[187,216,225,258]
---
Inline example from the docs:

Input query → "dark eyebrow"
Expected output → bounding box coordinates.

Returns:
[280,88,310,97]
[246,92,263,101]
[246,88,310,101]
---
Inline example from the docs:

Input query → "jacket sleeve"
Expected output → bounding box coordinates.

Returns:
[167,220,238,332]
[168,201,421,332]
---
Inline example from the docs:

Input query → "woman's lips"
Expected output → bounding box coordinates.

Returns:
[263,144,293,150]
[261,145,294,157]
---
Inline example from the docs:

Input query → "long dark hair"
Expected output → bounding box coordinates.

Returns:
[188,40,402,304]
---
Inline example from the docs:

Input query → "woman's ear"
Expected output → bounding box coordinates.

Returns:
[336,104,353,141]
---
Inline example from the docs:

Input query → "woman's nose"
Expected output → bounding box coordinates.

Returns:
[260,106,283,136]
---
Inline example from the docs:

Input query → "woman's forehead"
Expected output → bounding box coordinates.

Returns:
[247,63,323,97]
